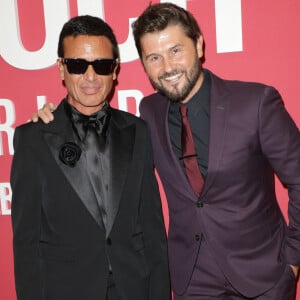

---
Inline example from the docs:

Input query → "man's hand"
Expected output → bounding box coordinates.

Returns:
[31,102,57,123]
[290,265,299,278]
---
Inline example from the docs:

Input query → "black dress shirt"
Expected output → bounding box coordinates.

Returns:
[168,70,211,178]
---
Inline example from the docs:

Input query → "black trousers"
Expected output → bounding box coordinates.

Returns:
[106,272,120,300]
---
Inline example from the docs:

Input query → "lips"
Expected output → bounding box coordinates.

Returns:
[159,70,184,86]
[80,85,100,94]
[164,73,183,82]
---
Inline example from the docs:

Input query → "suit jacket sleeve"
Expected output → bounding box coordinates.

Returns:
[11,125,44,300]
[259,86,300,266]
[139,125,171,299]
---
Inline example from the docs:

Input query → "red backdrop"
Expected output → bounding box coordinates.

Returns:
[1,1,300,299]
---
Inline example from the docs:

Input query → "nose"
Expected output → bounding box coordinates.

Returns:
[162,57,175,73]
[83,64,97,81]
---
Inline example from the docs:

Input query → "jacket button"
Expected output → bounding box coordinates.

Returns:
[196,201,204,208]
[106,238,112,245]
[195,234,201,241]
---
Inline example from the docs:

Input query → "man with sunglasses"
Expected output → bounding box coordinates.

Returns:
[11,15,170,300]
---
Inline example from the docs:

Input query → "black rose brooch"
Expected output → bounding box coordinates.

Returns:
[59,142,82,167]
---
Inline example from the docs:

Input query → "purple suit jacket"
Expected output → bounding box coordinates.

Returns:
[140,70,300,297]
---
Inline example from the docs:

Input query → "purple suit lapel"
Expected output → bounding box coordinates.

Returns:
[201,71,230,197]
[140,94,199,203]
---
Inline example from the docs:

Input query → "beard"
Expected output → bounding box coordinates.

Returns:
[149,58,201,102]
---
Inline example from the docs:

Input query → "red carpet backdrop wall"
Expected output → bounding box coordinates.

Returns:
[0,0,300,299]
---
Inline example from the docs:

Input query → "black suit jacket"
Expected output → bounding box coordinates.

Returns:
[11,99,170,300]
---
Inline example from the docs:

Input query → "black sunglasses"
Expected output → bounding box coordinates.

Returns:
[60,58,117,75]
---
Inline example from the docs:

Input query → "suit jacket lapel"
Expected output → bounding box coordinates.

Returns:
[42,101,104,228]
[159,98,197,198]
[201,71,229,197]
[105,109,135,237]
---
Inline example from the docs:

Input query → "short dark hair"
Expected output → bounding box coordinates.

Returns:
[132,3,202,58]
[57,15,119,59]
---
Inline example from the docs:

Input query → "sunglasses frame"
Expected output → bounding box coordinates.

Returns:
[60,58,117,75]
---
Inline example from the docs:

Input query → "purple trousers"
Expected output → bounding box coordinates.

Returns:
[174,240,296,300]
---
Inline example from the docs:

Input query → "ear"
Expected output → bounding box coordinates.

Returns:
[196,35,204,59]
[112,59,119,81]
[57,59,65,80]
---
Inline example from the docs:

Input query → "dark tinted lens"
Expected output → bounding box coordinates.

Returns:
[92,59,116,75]
[62,58,116,75]
[64,59,88,74]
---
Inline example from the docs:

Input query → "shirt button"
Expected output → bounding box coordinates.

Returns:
[106,238,112,245]
[196,201,204,208]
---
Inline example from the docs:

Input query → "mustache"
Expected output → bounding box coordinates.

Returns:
[158,70,183,80]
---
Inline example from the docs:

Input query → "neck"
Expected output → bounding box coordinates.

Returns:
[68,99,107,116]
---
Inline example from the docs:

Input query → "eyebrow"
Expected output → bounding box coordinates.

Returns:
[144,43,184,60]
